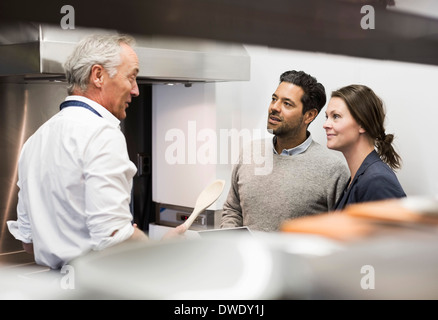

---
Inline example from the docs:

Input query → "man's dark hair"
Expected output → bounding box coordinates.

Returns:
[279,70,326,114]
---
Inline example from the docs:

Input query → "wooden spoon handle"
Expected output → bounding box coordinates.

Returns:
[183,209,202,230]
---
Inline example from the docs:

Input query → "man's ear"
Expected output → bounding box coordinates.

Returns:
[304,108,318,125]
[90,64,104,88]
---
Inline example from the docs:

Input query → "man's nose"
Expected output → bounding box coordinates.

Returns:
[270,101,281,113]
[131,81,140,97]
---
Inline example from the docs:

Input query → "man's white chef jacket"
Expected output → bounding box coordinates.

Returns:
[7,96,137,269]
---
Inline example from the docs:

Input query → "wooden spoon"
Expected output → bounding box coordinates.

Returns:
[183,179,226,231]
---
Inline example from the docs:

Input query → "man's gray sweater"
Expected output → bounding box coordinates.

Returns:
[221,139,350,232]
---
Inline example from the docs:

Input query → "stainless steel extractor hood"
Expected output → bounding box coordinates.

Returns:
[0,22,250,84]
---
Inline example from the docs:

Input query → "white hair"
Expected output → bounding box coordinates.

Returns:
[63,34,135,95]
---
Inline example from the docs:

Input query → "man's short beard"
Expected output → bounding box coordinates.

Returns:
[267,114,304,138]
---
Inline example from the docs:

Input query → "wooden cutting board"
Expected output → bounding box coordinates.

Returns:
[345,198,438,224]
[280,197,438,241]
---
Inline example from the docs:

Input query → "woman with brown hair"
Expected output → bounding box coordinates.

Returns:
[323,84,406,210]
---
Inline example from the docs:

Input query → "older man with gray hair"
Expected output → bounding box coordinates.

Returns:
[7,33,184,269]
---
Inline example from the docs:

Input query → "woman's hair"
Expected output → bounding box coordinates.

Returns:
[63,34,135,95]
[331,84,402,170]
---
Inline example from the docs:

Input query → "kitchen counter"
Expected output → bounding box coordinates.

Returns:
[2,220,438,300]
[0,251,63,299]
[71,222,438,300]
